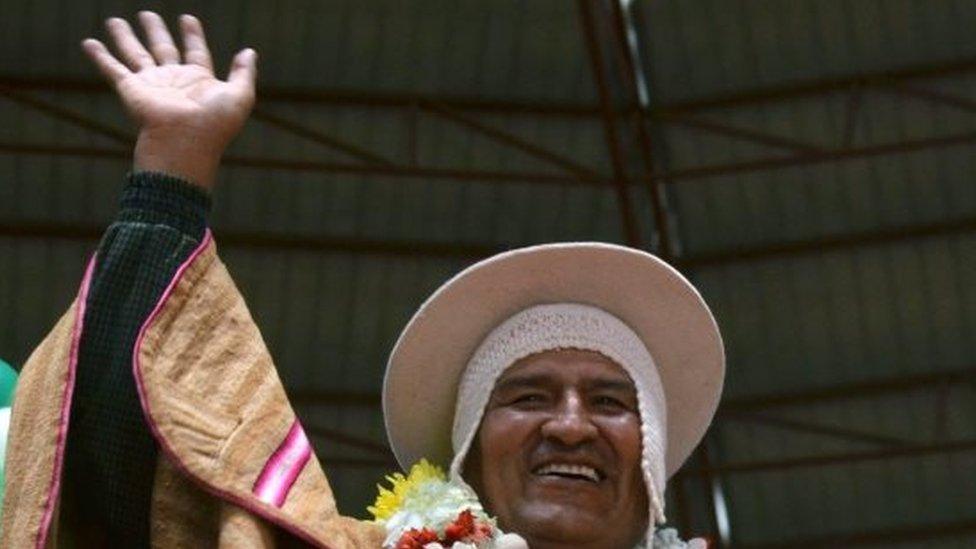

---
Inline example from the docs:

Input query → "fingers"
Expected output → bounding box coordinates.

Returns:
[80,38,131,85]
[179,14,214,71]
[95,13,241,88]
[227,48,258,102]
[138,11,180,65]
[105,17,156,71]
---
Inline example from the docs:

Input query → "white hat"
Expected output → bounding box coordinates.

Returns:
[383,242,724,518]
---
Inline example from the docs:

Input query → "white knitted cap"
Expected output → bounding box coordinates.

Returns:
[448,302,668,529]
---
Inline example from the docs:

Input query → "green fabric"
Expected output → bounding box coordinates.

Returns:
[0,359,17,408]
[0,359,15,407]
[0,358,14,519]
[63,172,210,546]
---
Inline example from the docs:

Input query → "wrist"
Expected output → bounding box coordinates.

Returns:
[133,129,224,190]
[121,172,212,240]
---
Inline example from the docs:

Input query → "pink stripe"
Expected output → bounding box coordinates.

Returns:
[253,421,312,507]
[36,255,97,549]
[132,231,331,547]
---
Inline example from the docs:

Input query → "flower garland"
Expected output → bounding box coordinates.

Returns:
[368,460,705,549]
[369,460,526,548]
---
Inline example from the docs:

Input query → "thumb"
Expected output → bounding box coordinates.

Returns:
[227,48,257,100]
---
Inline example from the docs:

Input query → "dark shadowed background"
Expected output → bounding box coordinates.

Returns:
[1,1,975,547]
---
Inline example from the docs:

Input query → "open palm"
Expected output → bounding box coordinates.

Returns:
[116,63,249,132]
[82,12,256,185]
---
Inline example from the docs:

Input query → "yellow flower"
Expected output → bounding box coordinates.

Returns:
[368,459,447,521]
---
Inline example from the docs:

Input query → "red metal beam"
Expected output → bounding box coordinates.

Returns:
[685,438,976,476]
[658,56,976,114]
[721,410,913,447]
[723,367,976,412]
[578,0,643,247]
[607,0,675,259]
[0,83,132,144]
[419,100,604,181]
[0,74,904,158]
[0,85,397,169]
[251,108,396,167]
[5,126,975,186]
[0,141,605,186]
[656,129,976,183]
[303,424,393,457]
[7,55,976,115]
[841,85,863,147]
[3,213,973,267]
[738,517,976,549]
[662,113,824,154]
[682,215,976,268]
[0,74,599,117]
[884,82,976,114]
[0,221,500,260]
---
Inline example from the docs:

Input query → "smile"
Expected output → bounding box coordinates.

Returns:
[532,463,604,483]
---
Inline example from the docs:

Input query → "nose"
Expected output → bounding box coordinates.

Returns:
[539,392,598,446]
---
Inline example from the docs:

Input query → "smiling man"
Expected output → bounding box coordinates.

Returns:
[471,349,648,547]
[467,349,649,548]
[383,244,726,548]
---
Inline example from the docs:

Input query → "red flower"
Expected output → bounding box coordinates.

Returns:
[443,509,476,542]
[472,522,493,542]
[443,509,493,544]
[395,510,495,548]
[395,528,439,549]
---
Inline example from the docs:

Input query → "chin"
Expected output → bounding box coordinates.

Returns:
[506,501,604,541]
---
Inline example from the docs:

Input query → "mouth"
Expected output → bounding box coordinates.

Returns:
[532,462,605,483]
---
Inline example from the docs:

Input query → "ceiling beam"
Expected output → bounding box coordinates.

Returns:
[5,55,976,115]
[683,216,976,268]
[578,0,643,247]
[723,367,976,412]
[738,517,976,549]
[2,213,973,267]
[4,126,975,186]
[720,410,914,448]
[685,438,976,476]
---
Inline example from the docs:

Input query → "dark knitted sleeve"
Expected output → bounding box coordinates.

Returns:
[63,171,211,545]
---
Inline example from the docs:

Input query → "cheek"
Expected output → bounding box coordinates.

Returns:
[604,416,645,470]
[476,411,536,471]
[478,412,517,463]
[471,412,534,513]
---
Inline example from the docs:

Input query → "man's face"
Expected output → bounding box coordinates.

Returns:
[464,349,648,549]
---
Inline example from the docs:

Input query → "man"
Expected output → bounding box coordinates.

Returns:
[382,245,723,548]
[1,13,722,548]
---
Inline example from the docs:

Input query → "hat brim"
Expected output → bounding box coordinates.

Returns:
[383,242,724,477]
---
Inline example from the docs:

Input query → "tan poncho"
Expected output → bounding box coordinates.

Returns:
[1,234,385,548]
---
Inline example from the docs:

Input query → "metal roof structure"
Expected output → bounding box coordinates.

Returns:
[1,0,975,546]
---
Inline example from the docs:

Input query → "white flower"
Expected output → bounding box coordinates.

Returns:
[646,527,705,549]
[493,533,529,549]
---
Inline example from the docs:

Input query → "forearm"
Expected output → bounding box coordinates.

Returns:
[64,171,211,543]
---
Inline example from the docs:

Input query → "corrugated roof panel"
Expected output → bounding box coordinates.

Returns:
[639,0,976,103]
[693,233,976,397]
[1,0,975,543]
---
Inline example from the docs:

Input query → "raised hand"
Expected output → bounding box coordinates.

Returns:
[82,11,257,189]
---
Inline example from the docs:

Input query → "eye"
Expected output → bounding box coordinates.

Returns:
[592,395,629,411]
[509,392,548,407]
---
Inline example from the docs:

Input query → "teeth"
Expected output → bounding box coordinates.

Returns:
[535,463,600,482]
